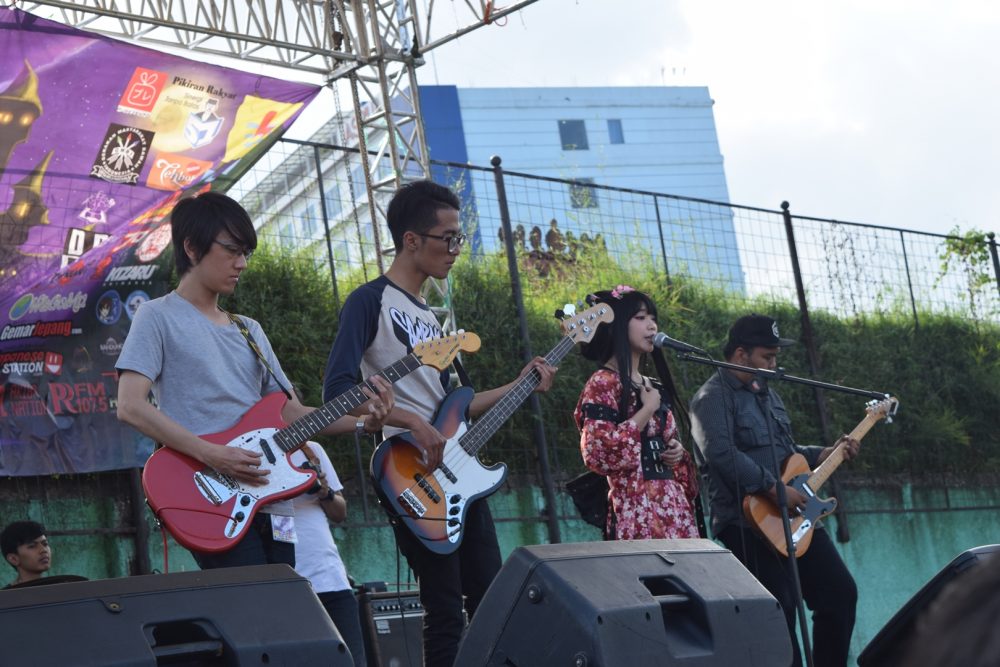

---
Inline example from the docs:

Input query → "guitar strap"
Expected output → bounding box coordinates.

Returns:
[221,308,293,400]
[452,356,473,388]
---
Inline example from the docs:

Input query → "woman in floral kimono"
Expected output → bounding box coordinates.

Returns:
[573,286,699,540]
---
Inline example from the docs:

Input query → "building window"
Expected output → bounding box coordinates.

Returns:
[608,119,625,144]
[280,221,295,248]
[324,184,343,219]
[569,178,598,209]
[558,120,589,150]
[302,203,318,238]
[351,166,368,202]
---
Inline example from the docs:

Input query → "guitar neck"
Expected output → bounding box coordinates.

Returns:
[460,336,576,456]
[808,409,883,489]
[273,353,424,453]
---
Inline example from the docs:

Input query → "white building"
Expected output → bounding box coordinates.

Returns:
[241,85,742,291]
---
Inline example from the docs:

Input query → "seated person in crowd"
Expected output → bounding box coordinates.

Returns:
[2,520,51,589]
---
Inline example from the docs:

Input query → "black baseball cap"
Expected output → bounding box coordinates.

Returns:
[728,314,795,348]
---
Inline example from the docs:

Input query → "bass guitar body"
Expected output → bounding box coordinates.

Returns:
[371,387,507,555]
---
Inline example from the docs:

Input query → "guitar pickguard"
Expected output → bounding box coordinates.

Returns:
[373,405,508,554]
[788,472,837,548]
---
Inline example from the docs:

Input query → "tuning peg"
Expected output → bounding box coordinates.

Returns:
[563,303,576,317]
[553,309,564,320]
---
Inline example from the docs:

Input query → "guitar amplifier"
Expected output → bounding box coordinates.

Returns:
[358,589,423,667]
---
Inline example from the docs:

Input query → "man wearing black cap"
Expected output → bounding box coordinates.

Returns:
[689,314,860,667]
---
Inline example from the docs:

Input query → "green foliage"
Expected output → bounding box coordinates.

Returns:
[222,244,340,402]
[230,240,1000,486]
[938,227,998,321]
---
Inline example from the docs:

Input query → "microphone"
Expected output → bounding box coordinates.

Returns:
[652,332,707,356]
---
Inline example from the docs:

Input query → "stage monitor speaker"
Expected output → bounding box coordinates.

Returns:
[0,564,351,666]
[857,543,1000,667]
[453,538,790,667]
[358,590,423,667]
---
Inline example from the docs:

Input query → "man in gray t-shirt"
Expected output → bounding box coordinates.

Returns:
[116,192,392,570]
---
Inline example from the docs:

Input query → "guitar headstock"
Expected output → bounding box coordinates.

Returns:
[866,396,900,424]
[412,331,482,371]
[560,302,614,345]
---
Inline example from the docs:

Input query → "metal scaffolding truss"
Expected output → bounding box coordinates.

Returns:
[19,0,538,77]
[20,0,539,331]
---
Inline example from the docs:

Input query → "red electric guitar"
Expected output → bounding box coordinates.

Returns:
[371,302,614,555]
[142,332,481,553]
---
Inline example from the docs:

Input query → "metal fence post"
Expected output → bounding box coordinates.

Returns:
[899,230,920,330]
[781,202,848,542]
[314,145,341,310]
[128,468,151,574]
[988,232,1000,301]
[491,155,561,546]
[653,196,672,284]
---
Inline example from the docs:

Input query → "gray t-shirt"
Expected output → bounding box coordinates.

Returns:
[117,291,293,514]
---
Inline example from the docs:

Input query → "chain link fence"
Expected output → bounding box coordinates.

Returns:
[233,140,1000,328]
[224,139,1000,528]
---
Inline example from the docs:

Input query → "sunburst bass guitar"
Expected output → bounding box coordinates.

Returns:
[371,303,614,555]
[142,332,481,553]
[743,396,898,557]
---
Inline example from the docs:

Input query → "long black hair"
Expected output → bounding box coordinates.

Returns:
[579,289,690,436]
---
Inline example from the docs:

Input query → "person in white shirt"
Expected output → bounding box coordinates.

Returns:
[291,440,366,667]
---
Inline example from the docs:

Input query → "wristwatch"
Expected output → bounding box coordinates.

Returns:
[355,418,367,435]
[319,487,335,503]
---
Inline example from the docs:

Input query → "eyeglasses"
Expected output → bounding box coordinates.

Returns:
[213,239,254,261]
[418,232,467,254]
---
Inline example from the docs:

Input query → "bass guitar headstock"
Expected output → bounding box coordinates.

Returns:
[413,331,481,371]
[557,302,614,345]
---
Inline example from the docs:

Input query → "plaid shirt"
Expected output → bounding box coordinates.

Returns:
[690,369,823,534]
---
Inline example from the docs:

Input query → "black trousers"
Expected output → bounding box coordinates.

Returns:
[718,525,857,667]
[392,498,503,667]
[192,514,295,570]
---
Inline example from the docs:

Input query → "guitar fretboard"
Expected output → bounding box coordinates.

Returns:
[273,354,424,453]
[458,335,576,456]
[809,402,891,489]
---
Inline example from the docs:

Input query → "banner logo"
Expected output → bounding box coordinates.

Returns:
[124,290,150,320]
[9,291,89,321]
[118,67,169,117]
[0,351,45,376]
[45,351,63,375]
[223,96,302,162]
[99,336,123,357]
[104,265,158,284]
[0,321,74,341]
[61,227,112,269]
[136,224,172,262]
[184,97,224,148]
[95,291,123,326]
[79,192,117,225]
[145,152,213,191]
[91,124,155,185]
[8,294,32,320]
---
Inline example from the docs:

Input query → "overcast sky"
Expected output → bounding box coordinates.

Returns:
[411,0,999,238]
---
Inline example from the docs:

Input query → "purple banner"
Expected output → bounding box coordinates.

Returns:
[0,8,321,476]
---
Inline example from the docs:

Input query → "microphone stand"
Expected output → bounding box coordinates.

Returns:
[675,352,889,667]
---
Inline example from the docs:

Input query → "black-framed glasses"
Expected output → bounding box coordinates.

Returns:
[213,239,254,261]
[418,232,467,253]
